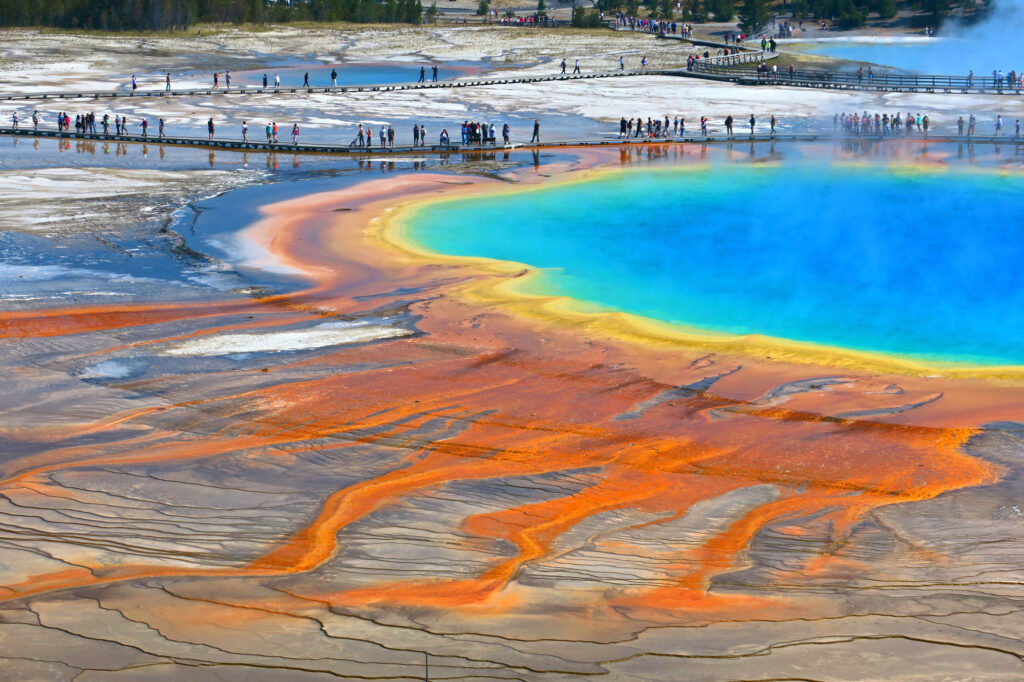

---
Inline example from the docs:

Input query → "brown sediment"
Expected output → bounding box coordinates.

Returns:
[0,153,1018,632]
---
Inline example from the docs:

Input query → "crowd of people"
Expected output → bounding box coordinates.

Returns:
[834,111,1022,138]
[619,114,779,138]
[616,14,694,37]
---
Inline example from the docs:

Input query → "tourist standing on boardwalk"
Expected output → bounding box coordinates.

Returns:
[213,72,219,88]
[641,55,647,72]
[503,122,510,144]
[33,111,39,130]
[274,74,280,88]
[432,65,439,81]
[272,121,278,142]
[379,126,386,147]
[266,122,272,142]
[357,124,365,146]
[413,123,420,146]
[115,115,122,135]
[968,114,976,136]
[331,68,337,86]
[131,75,137,91]
[225,71,231,88]
[725,115,734,136]
[292,123,300,144]
[165,73,171,91]
[996,115,1004,135]
[263,74,268,88]
[141,118,148,137]
[388,125,395,147]
[531,119,540,143]
[419,66,425,82]
[207,118,214,139]
[620,56,624,71]
[749,114,755,134]
[10,111,17,129]
[700,115,707,135]
[770,115,776,136]
[957,116,965,136]
[242,120,248,141]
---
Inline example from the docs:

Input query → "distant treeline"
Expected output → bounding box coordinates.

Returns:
[0,0,426,31]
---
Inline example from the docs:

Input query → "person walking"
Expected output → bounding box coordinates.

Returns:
[303,72,309,87]
[572,59,581,74]
[265,122,272,142]
[770,114,776,136]
[968,114,976,136]
[560,59,566,75]
[33,110,39,131]
[225,70,231,88]
[207,118,214,140]
[418,66,425,83]
[213,72,219,88]
[641,55,647,72]
[272,121,278,143]
[700,115,707,136]
[115,115,121,135]
[531,118,540,143]
[331,68,337,87]
[502,122,510,144]
[242,120,248,142]
[262,73,268,88]
[996,114,1004,136]
[292,123,300,144]
[165,73,171,91]
[432,65,438,81]
[725,115,734,137]
[141,118,148,137]
[749,114,755,135]
[274,74,280,88]
[358,123,366,147]
[131,74,138,92]
[159,118,165,138]
[619,56,624,71]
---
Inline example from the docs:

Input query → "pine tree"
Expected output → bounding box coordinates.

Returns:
[738,0,768,31]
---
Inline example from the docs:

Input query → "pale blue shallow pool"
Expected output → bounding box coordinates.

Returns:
[405,164,1024,365]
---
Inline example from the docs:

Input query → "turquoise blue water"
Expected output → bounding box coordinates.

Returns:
[405,165,1024,365]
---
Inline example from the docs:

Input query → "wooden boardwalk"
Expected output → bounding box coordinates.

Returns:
[4,126,1019,156]
[0,70,649,103]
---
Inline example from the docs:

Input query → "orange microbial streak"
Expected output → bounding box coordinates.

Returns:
[0,170,1010,628]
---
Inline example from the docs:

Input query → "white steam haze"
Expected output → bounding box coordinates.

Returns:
[792,1,1024,74]
[939,0,1024,72]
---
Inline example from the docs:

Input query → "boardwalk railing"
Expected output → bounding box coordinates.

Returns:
[690,63,1024,94]
[0,70,647,103]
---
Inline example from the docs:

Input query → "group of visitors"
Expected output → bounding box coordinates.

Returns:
[835,111,936,137]
[619,15,693,37]
[618,114,778,138]
[46,110,168,138]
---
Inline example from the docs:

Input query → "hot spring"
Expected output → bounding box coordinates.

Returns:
[402,162,1024,366]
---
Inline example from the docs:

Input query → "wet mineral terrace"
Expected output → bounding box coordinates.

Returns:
[1,141,1024,681]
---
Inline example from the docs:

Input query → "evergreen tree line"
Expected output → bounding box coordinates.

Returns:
[0,0,426,31]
